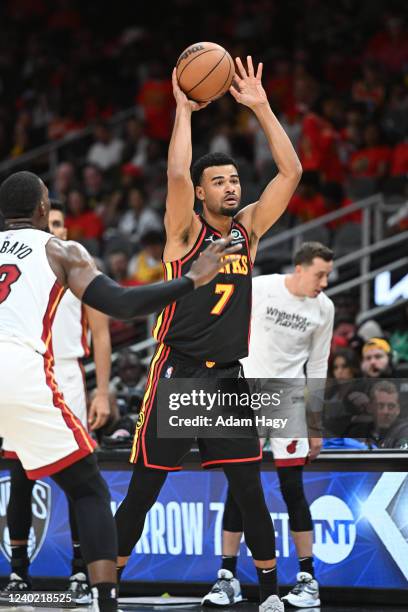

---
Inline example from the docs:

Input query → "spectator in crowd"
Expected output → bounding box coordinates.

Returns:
[351,62,385,112]
[325,348,363,435]
[390,136,408,177]
[364,13,408,74]
[288,171,325,222]
[298,96,344,183]
[102,350,147,448]
[137,60,174,141]
[121,117,149,168]
[105,249,137,286]
[51,162,76,204]
[338,337,396,433]
[87,122,124,172]
[348,381,408,449]
[110,349,146,419]
[349,123,391,180]
[129,230,165,284]
[65,189,104,241]
[322,182,361,229]
[82,164,107,207]
[361,337,394,379]
[117,187,162,244]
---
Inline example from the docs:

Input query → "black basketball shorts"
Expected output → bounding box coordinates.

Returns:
[129,343,261,470]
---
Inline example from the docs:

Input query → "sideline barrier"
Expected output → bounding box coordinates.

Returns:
[0,450,407,605]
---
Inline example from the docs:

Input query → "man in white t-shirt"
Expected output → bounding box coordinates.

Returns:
[203,242,334,610]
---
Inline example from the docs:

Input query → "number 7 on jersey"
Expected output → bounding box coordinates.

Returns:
[211,283,234,316]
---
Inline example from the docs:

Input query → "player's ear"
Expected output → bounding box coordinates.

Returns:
[195,185,205,202]
[62,228,68,240]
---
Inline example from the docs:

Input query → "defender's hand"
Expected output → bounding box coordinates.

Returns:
[186,235,242,288]
[172,68,210,112]
[229,56,268,110]
[88,392,110,431]
[308,436,323,461]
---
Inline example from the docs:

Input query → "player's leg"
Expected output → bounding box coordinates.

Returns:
[114,345,192,580]
[52,455,118,612]
[54,359,91,603]
[202,487,243,606]
[66,499,92,604]
[0,459,35,596]
[278,463,320,608]
[223,463,281,611]
[0,346,118,611]
[115,459,168,579]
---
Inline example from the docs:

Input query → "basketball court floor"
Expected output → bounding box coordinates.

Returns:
[0,599,405,611]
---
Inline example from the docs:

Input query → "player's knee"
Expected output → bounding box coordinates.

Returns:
[278,467,305,503]
[223,490,243,532]
[278,467,312,531]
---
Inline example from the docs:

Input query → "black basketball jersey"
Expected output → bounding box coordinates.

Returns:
[153,215,252,363]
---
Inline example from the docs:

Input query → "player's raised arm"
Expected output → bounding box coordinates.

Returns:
[46,236,241,319]
[233,57,302,252]
[165,69,208,243]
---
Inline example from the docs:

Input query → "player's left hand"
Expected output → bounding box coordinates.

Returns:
[88,392,111,431]
[229,56,268,109]
[308,436,323,461]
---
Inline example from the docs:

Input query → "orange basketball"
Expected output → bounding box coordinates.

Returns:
[176,42,235,103]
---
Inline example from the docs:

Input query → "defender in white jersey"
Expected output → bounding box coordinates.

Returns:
[203,243,334,610]
[1,201,111,603]
[0,171,238,612]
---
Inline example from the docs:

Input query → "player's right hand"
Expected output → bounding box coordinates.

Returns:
[172,68,210,112]
[186,235,242,288]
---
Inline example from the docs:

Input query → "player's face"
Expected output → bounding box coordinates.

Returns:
[373,391,400,428]
[297,257,333,298]
[332,356,353,381]
[361,349,389,377]
[196,165,241,218]
[49,209,67,240]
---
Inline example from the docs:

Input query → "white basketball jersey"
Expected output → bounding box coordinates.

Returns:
[53,290,90,360]
[0,228,65,354]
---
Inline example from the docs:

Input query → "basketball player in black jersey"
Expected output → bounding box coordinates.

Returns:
[115,56,302,612]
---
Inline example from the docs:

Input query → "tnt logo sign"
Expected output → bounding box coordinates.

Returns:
[0,476,51,562]
[311,495,356,564]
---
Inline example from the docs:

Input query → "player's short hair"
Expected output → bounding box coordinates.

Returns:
[0,171,43,219]
[294,242,334,266]
[370,380,399,401]
[50,199,66,215]
[191,152,239,187]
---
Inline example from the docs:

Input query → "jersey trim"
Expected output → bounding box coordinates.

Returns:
[234,220,253,269]
[41,281,95,459]
[25,447,94,480]
[274,457,308,467]
[201,442,262,469]
[1,450,18,460]
[153,260,182,343]
[180,221,207,264]
[130,343,178,469]
[80,305,90,358]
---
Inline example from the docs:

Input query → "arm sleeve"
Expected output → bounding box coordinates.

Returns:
[306,298,335,380]
[82,273,194,319]
[306,298,335,415]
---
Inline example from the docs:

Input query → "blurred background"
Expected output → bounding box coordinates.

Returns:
[0,0,407,447]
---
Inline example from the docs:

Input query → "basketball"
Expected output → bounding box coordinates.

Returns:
[176,42,235,103]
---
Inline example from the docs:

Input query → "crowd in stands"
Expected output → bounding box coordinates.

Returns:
[1,0,407,246]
